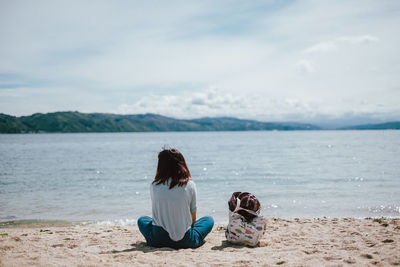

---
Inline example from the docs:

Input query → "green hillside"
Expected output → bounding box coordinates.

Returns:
[0,112,320,133]
[340,121,400,130]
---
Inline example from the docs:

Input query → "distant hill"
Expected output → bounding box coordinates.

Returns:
[0,112,320,133]
[340,121,400,130]
[0,113,31,133]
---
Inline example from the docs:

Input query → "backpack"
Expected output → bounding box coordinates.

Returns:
[225,192,265,246]
[225,211,265,246]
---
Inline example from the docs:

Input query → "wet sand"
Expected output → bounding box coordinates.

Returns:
[1,218,399,266]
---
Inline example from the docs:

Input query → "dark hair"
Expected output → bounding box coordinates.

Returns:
[153,148,191,189]
[228,192,261,222]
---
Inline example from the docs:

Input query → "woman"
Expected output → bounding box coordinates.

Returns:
[138,148,214,249]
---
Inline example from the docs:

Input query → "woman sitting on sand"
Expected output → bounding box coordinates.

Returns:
[138,148,214,249]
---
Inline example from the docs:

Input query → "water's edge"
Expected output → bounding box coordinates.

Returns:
[2,216,400,229]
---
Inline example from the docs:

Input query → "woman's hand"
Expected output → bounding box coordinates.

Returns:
[191,211,196,227]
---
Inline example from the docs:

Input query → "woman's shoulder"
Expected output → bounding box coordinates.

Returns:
[186,179,195,187]
[186,180,196,190]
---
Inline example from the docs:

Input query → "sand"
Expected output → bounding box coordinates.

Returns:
[0,218,399,266]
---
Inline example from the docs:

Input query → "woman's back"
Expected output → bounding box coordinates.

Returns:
[138,148,213,249]
[151,180,197,241]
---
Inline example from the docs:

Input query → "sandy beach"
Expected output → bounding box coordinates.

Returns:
[0,218,399,266]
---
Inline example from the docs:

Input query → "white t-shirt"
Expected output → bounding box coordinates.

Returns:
[150,180,197,241]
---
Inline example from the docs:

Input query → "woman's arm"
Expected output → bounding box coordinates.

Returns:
[190,181,197,227]
[191,211,196,227]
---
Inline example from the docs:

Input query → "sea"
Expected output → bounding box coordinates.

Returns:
[0,131,399,225]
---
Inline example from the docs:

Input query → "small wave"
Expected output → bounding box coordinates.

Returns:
[0,219,73,228]
[0,216,17,221]
[367,205,400,214]
[356,205,400,217]
[93,219,137,226]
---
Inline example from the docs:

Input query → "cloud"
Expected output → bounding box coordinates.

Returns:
[0,0,399,122]
[336,35,379,44]
[304,34,379,54]
[295,60,315,74]
[117,88,246,119]
[304,42,337,53]
[114,87,400,123]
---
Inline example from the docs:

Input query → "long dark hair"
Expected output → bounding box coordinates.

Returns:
[228,192,261,222]
[153,148,191,189]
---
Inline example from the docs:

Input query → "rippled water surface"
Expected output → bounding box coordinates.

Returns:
[1,131,399,223]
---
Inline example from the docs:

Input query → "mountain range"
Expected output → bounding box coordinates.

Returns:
[0,112,399,133]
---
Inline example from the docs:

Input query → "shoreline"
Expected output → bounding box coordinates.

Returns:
[1,218,399,266]
[2,216,400,229]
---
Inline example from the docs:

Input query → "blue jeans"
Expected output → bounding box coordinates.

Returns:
[137,216,214,249]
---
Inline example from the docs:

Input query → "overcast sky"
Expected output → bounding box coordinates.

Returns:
[1,0,399,124]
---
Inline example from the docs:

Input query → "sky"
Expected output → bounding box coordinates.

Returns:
[0,0,399,125]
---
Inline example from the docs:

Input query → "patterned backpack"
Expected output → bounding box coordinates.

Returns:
[225,192,265,246]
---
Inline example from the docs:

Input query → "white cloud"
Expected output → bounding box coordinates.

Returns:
[304,34,379,54]
[336,35,379,44]
[0,0,399,122]
[304,42,337,53]
[116,88,247,118]
[295,59,315,74]
[114,87,400,123]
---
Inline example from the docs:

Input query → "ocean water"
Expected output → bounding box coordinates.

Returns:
[0,131,399,224]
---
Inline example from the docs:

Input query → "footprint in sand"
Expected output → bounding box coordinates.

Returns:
[365,240,376,247]
[89,239,99,246]
[361,254,373,259]
[0,245,14,251]
[259,241,268,247]
[323,255,342,261]
[303,249,320,255]
[343,257,356,264]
